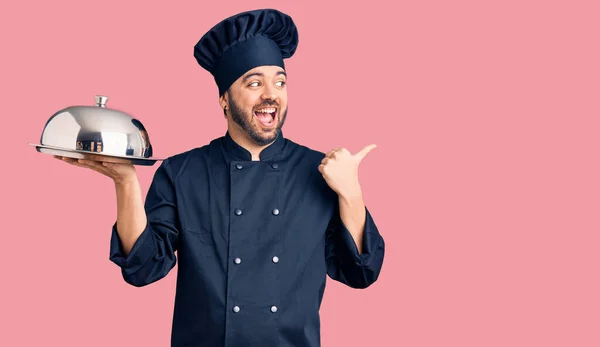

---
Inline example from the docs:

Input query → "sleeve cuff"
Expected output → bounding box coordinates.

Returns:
[338,207,383,267]
[109,221,157,274]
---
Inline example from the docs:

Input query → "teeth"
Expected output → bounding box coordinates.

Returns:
[255,108,276,113]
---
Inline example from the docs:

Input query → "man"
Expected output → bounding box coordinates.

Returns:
[57,8,385,347]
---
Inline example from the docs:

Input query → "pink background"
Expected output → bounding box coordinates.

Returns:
[2,0,599,346]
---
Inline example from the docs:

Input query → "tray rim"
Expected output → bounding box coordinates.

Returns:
[28,142,165,164]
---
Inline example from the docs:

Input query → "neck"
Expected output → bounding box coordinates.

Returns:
[227,124,273,161]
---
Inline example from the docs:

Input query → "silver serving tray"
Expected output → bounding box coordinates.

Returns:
[29,142,162,166]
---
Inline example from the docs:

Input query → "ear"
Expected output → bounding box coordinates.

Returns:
[219,92,228,118]
[219,92,228,110]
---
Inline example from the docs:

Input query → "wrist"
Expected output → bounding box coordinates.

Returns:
[338,187,363,205]
[114,175,138,188]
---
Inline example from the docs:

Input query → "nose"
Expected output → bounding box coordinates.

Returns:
[261,83,278,101]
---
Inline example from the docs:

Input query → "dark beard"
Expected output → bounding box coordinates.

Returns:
[228,95,287,146]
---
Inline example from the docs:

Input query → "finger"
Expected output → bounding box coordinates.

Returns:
[321,157,329,165]
[71,156,118,173]
[74,160,100,171]
[318,163,325,174]
[354,144,377,162]
[82,164,105,174]
[81,160,116,175]
[62,157,86,167]
[68,159,94,169]
[78,159,106,169]
[326,151,338,159]
[326,147,343,158]
[65,158,106,173]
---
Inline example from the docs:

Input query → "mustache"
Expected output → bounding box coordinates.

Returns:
[254,101,279,109]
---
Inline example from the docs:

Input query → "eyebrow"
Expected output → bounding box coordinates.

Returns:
[242,71,287,82]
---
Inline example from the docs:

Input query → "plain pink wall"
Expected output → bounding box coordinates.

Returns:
[2,0,599,346]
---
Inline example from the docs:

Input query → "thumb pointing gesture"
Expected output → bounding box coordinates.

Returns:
[354,144,377,162]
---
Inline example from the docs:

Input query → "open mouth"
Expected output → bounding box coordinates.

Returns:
[254,107,277,127]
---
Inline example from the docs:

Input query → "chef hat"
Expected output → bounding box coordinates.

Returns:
[193,8,299,96]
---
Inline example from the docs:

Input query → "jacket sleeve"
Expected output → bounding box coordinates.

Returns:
[109,159,180,287]
[325,203,385,289]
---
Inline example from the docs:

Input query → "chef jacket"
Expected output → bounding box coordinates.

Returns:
[109,131,385,347]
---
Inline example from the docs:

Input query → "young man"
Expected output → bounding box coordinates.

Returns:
[58,8,385,347]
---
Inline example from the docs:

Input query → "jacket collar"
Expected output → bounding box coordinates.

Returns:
[222,130,286,161]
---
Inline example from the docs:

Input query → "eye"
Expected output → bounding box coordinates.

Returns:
[275,81,286,87]
[248,81,260,87]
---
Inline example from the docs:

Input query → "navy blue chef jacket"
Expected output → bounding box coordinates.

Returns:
[109,131,385,346]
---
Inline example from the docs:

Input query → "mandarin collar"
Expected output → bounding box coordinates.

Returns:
[222,130,285,161]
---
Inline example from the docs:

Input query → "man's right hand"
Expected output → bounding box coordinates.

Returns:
[54,155,138,185]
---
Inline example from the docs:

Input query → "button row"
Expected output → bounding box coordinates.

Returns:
[232,305,278,313]
[234,163,279,170]
[233,208,280,216]
[233,256,279,264]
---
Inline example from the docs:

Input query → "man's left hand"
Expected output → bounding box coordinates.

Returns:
[318,144,377,199]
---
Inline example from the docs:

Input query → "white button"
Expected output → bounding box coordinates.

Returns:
[271,306,278,313]
[272,256,279,263]
[234,257,241,264]
[233,306,240,313]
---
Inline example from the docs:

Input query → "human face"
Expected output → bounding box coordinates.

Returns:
[221,65,288,146]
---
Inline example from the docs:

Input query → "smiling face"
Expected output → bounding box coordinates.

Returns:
[220,65,288,146]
